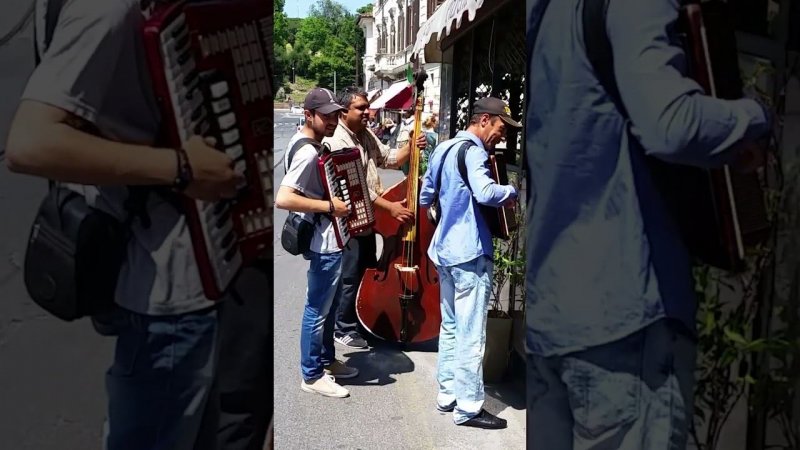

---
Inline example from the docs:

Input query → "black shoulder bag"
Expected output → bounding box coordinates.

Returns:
[23,0,151,322]
[280,137,323,255]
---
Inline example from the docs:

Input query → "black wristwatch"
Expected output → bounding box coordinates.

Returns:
[173,147,194,192]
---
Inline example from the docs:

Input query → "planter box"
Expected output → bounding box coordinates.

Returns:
[483,309,512,383]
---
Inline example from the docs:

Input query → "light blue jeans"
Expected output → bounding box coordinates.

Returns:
[526,318,696,450]
[435,255,493,424]
[300,250,343,381]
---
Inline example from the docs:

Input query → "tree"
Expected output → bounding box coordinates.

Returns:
[274,0,365,89]
[357,4,374,15]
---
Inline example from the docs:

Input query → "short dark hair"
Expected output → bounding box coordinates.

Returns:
[337,86,369,109]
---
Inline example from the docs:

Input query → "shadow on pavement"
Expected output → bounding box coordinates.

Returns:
[339,343,415,387]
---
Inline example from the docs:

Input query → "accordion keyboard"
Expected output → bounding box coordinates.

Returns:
[319,149,375,248]
[144,0,273,299]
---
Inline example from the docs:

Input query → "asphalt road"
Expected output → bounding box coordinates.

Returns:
[272,116,527,450]
[0,5,114,449]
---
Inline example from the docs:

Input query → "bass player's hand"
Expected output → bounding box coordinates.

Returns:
[390,199,414,224]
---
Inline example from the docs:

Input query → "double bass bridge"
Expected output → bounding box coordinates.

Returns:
[393,264,419,273]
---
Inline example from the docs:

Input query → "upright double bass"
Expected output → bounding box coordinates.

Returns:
[355,70,441,343]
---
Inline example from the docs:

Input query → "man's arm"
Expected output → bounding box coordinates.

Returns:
[275,185,337,213]
[464,148,516,207]
[608,0,771,168]
[419,149,437,207]
[6,101,176,185]
[276,147,348,216]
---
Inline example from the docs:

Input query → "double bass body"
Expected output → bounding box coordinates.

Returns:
[355,69,441,344]
[355,177,441,344]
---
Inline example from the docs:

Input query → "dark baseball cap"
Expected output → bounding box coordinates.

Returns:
[472,97,522,128]
[303,88,346,114]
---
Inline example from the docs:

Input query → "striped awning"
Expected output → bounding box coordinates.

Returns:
[369,80,412,110]
[413,0,486,63]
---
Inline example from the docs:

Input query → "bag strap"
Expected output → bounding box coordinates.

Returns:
[456,141,482,192]
[285,137,323,172]
[34,0,65,66]
[35,0,66,192]
[284,137,327,224]
[34,0,151,230]
[582,0,630,119]
[430,139,470,204]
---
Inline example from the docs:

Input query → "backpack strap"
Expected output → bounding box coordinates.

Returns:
[33,0,152,229]
[456,141,482,192]
[34,0,66,66]
[284,137,326,224]
[429,139,469,205]
[285,137,322,172]
[582,0,630,119]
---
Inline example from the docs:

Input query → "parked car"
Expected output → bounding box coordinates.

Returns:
[290,105,303,114]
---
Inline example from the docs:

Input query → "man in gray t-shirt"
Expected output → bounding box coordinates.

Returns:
[4,1,266,448]
[276,88,359,398]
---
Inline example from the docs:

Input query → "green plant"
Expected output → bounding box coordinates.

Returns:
[689,53,800,450]
[489,189,526,312]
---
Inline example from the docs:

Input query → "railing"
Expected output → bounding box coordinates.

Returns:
[375,46,413,71]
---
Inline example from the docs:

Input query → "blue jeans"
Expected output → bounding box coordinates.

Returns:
[435,255,493,424]
[104,306,219,450]
[526,318,696,450]
[300,250,343,381]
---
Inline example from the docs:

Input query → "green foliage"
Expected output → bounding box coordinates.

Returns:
[357,4,374,15]
[274,0,364,93]
[688,52,800,450]
[490,198,526,312]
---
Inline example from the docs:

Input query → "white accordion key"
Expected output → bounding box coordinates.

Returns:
[226,144,244,160]
[221,128,240,146]
[210,80,229,98]
[217,112,236,130]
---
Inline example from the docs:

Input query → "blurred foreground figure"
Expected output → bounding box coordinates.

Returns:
[525,0,771,448]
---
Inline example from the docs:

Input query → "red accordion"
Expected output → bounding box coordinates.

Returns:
[648,1,771,271]
[142,0,273,299]
[486,150,517,240]
[318,148,375,248]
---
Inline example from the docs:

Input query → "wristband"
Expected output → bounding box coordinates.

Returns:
[328,200,334,213]
[172,147,194,192]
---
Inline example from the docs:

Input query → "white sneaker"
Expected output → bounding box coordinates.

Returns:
[300,375,349,398]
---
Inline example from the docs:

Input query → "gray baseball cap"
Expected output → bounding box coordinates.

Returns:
[473,96,523,128]
[303,88,347,114]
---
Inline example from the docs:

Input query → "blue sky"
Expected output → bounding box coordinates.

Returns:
[285,0,372,18]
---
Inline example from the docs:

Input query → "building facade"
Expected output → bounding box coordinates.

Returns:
[358,0,444,114]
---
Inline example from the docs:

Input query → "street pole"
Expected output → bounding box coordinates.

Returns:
[292,65,295,83]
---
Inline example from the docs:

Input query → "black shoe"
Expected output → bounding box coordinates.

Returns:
[436,400,456,412]
[457,410,507,429]
[334,331,368,349]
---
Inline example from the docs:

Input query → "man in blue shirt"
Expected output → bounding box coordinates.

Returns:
[525,0,771,448]
[420,96,519,429]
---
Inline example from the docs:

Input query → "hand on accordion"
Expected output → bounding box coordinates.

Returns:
[331,197,350,218]
[182,135,244,201]
[731,139,767,174]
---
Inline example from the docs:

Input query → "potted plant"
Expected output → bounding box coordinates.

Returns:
[483,205,526,383]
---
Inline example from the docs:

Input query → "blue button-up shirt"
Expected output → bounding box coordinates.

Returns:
[420,131,517,267]
[525,0,771,357]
